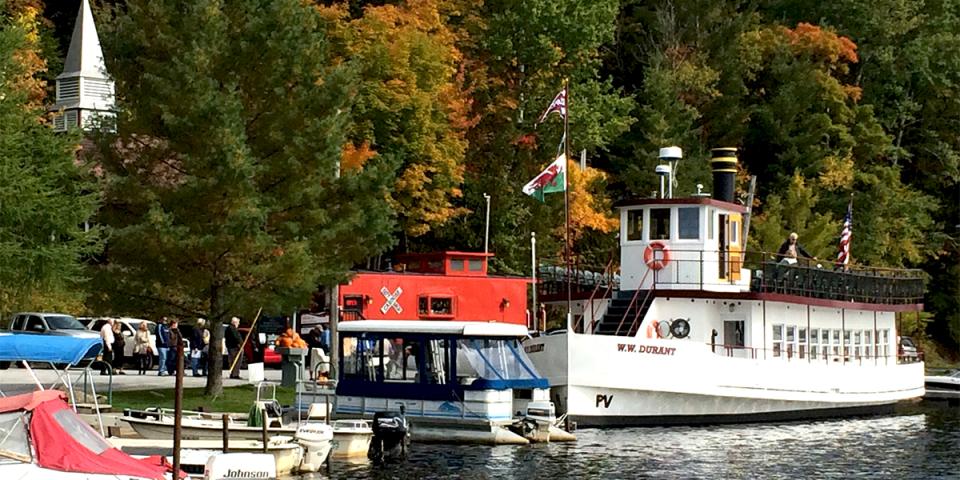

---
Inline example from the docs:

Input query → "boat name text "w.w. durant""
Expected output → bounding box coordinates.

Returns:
[616,344,676,356]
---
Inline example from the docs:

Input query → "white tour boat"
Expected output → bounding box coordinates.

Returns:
[525,147,926,427]
[334,320,574,444]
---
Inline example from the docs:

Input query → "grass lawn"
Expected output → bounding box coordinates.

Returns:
[110,384,296,413]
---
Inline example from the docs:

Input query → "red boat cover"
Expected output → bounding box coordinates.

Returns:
[1,391,182,479]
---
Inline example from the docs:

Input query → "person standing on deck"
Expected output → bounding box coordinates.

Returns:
[226,316,244,379]
[776,232,815,264]
[156,317,170,376]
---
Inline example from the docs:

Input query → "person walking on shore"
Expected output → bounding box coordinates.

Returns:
[156,317,170,376]
[191,318,208,377]
[111,321,126,375]
[226,316,244,379]
[99,318,115,375]
[133,321,151,375]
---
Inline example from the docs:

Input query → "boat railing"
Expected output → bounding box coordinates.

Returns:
[708,342,925,365]
[537,259,621,299]
[650,249,925,305]
[575,248,620,334]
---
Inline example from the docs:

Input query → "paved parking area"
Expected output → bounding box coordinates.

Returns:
[0,364,283,396]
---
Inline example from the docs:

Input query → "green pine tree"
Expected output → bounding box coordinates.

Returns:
[93,0,395,396]
[0,12,101,319]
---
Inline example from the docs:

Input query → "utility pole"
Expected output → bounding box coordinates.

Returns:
[531,232,537,331]
[483,193,491,255]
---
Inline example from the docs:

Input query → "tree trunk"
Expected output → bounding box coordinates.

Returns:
[205,284,225,397]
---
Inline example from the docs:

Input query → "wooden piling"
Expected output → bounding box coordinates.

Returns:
[172,333,185,477]
[222,414,230,453]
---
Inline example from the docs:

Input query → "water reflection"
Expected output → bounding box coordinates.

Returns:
[295,405,960,479]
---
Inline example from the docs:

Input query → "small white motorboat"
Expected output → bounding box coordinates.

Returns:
[925,370,960,402]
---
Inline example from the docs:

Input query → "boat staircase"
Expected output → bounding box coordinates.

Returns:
[591,288,655,336]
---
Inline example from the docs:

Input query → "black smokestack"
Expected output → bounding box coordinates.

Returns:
[710,148,738,204]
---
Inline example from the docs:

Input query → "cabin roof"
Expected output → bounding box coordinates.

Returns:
[614,196,747,213]
[338,320,529,337]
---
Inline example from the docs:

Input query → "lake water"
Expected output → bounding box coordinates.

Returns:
[293,403,960,479]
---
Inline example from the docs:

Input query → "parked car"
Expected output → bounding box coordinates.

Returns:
[240,327,281,366]
[82,317,158,365]
[3,313,100,369]
[9,312,99,339]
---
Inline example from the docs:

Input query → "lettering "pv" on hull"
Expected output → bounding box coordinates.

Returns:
[596,394,613,408]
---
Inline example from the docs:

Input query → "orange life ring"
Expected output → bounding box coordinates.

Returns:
[644,242,671,270]
[646,321,657,339]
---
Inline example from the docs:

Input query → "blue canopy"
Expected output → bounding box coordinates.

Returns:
[0,334,102,366]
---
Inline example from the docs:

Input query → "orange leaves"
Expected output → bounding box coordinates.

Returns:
[8,3,48,108]
[565,163,618,243]
[783,23,858,65]
[341,141,377,171]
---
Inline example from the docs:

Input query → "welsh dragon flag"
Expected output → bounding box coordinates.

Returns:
[522,154,566,202]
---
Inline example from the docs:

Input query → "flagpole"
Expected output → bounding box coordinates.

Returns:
[563,78,572,329]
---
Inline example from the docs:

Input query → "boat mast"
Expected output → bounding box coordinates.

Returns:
[563,78,572,325]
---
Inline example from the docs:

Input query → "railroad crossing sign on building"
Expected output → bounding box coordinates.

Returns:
[380,286,403,314]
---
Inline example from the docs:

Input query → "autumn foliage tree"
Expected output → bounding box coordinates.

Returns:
[317,0,471,241]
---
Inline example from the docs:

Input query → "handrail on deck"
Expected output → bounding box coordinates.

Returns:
[577,251,619,334]
[707,342,924,365]
[614,269,651,336]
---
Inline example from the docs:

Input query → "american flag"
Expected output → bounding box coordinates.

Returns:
[536,88,567,125]
[836,200,853,267]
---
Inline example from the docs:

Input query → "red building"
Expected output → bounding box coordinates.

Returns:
[339,252,530,326]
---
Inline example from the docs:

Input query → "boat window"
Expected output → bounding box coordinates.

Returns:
[426,260,444,273]
[786,326,796,359]
[0,412,30,463]
[678,208,699,240]
[418,297,429,316]
[649,209,671,240]
[832,329,841,359]
[864,330,872,358]
[424,339,449,384]
[798,328,807,359]
[468,259,484,272]
[53,408,111,454]
[626,209,643,241]
[456,338,541,382]
[810,328,819,360]
[341,336,379,382]
[450,259,465,271]
[881,329,889,358]
[707,208,715,240]
[772,324,783,358]
[384,338,418,383]
[843,330,851,359]
[854,331,862,359]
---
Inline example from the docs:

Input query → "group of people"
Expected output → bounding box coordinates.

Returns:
[98,316,249,377]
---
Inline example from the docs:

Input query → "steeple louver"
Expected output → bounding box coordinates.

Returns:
[50,0,115,132]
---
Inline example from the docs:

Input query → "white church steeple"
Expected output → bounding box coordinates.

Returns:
[51,0,115,132]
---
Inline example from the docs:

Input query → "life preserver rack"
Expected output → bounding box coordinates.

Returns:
[643,242,670,270]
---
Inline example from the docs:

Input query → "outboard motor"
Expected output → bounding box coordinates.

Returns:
[367,407,409,463]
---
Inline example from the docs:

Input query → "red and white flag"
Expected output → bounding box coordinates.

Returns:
[536,88,567,125]
[836,200,853,267]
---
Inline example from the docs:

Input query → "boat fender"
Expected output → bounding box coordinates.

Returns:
[643,242,670,270]
[670,318,691,339]
[656,320,672,339]
[646,321,658,339]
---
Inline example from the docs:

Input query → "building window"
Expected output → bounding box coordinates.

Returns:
[626,210,643,241]
[730,221,739,244]
[450,259,465,271]
[468,259,484,272]
[678,208,700,240]
[650,208,671,240]
[418,295,454,318]
[772,324,783,358]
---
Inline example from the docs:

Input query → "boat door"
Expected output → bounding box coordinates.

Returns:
[718,214,742,282]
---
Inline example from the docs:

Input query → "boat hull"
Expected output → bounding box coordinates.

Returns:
[527,320,925,427]
[122,416,296,441]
